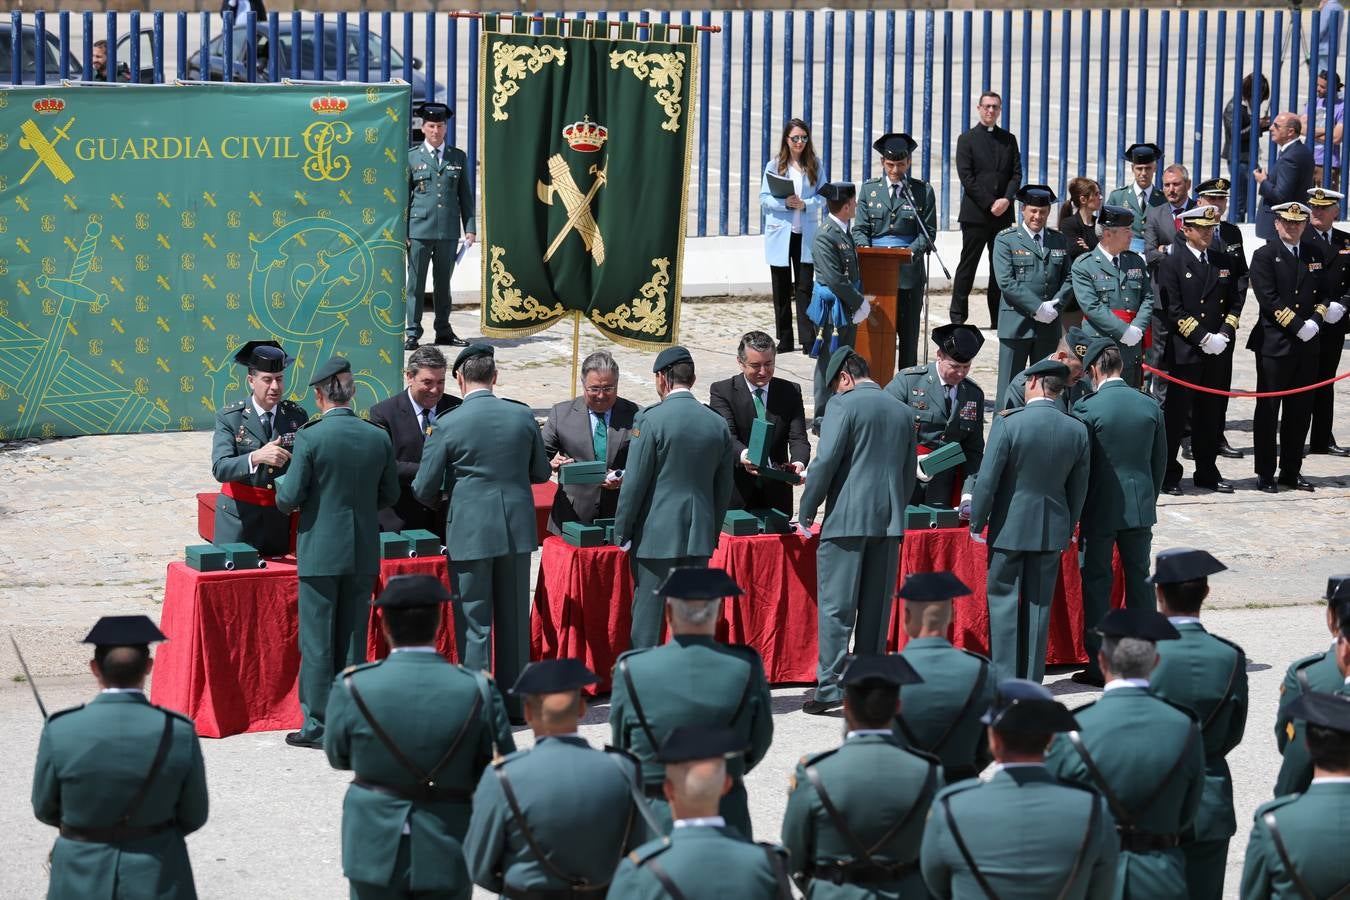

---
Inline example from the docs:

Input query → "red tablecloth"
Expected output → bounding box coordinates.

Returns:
[152,556,453,738]
[532,482,556,544]
[530,538,634,695]
[195,491,298,553]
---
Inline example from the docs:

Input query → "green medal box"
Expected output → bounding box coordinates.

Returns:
[750,508,791,534]
[747,419,803,484]
[592,517,617,545]
[185,544,231,572]
[217,542,263,570]
[379,532,412,559]
[723,509,761,536]
[559,461,608,485]
[904,505,962,530]
[562,521,606,547]
[918,442,966,479]
[400,529,443,557]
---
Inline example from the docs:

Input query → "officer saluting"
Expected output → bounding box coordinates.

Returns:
[609,568,773,838]
[1045,609,1206,900]
[1241,692,1350,899]
[782,655,941,896]
[1071,204,1155,387]
[322,575,515,899]
[210,340,308,556]
[608,726,793,899]
[32,616,209,900]
[920,679,1119,899]
[464,659,650,898]
[894,572,996,782]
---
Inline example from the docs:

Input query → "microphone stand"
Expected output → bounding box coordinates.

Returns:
[903,178,951,364]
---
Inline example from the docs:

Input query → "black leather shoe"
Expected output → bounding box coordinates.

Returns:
[1218,439,1244,459]
[435,335,470,347]
[1309,441,1350,457]
[1279,476,1315,492]
[802,698,843,715]
[404,337,419,351]
[776,342,795,354]
[1070,670,1105,688]
[1257,478,1279,494]
[1194,479,1234,494]
[285,732,323,749]
[1161,484,1183,496]
[1181,438,1193,460]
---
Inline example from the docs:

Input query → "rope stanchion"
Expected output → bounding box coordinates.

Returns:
[1142,364,1350,399]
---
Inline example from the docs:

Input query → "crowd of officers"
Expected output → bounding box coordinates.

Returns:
[31,562,1350,899]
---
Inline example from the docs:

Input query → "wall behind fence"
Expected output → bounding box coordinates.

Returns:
[7,7,1350,235]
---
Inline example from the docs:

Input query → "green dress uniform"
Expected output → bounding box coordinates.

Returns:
[612,389,736,649]
[411,389,551,710]
[852,175,937,370]
[1001,368,1092,413]
[1150,620,1249,900]
[1071,247,1156,387]
[811,215,867,424]
[609,824,792,899]
[798,381,916,704]
[464,736,648,897]
[1241,780,1350,900]
[991,224,1074,407]
[276,404,400,743]
[885,363,984,508]
[782,731,942,898]
[920,764,1119,899]
[895,638,995,781]
[1273,674,1350,797]
[967,397,1090,683]
[323,651,516,899]
[1045,685,1206,900]
[32,691,209,900]
[609,635,774,837]
[210,397,308,556]
[405,141,475,343]
[1275,643,1341,752]
[1104,184,1168,238]
[1072,378,1167,680]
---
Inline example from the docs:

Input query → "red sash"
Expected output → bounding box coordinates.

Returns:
[1112,308,1152,350]
[221,481,277,507]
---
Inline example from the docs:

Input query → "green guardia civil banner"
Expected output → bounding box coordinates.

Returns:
[479,17,698,346]
[0,83,410,439]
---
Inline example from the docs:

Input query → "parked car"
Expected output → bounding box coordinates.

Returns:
[0,22,83,84]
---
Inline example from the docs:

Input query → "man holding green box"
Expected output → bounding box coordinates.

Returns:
[614,347,735,649]
[798,348,916,715]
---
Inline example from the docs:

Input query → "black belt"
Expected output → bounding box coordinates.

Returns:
[352,777,471,804]
[1117,829,1181,852]
[501,886,609,900]
[807,860,917,885]
[59,820,175,843]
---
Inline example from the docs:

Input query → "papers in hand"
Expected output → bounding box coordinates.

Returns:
[765,171,795,200]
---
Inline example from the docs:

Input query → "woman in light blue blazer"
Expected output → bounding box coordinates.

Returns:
[761,118,826,354]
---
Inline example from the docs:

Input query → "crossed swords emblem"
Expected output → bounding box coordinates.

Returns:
[19,116,77,185]
[536,153,606,266]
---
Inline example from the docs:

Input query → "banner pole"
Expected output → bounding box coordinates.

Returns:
[571,311,582,398]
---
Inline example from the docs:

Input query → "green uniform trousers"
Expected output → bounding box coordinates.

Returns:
[812,323,857,425]
[1080,527,1154,680]
[816,536,901,703]
[298,574,374,740]
[630,556,709,650]
[349,834,466,900]
[1182,837,1228,900]
[449,552,531,713]
[405,238,458,341]
[987,549,1060,683]
[996,332,1061,411]
[897,285,924,371]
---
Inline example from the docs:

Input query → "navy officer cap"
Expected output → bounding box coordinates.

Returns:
[872,133,917,160]
[1147,548,1227,586]
[233,340,294,373]
[1016,184,1057,207]
[1098,204,1136,229]
[308,355,351,386]
[840,654,923,687]
[1080,336,1117,373]
[1326,575,1350,605]
[418,101,453,122]
[82,615,167,647]
[1023,358,1070,380]
[658,566,743,601]
[897,571,972,603]
[373,574,452,609]
[1124,142,1163,165]
[656,725,749,764]
[1196,177,1231,197]
[452,343,494,375]
[1094,608,1181,642]
[1288,691,1350,734]
[818,181,856,203]
[981,679,1078,732]
[932,323,985,364]
[509,659,599,696]
[652,345,693,373]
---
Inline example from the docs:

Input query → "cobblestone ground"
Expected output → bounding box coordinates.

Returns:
[0,294,1347,899]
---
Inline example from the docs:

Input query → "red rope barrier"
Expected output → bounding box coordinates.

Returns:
[1142,364,1350,399]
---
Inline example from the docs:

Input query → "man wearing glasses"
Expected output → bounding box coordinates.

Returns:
[541,349,640,535]
[708,330,811,517]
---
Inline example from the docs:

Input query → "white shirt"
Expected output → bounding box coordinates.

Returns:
[1026,396,1054,406]
[247,397,276,474]
[1097,245,1121,268]
[101,687,146,694]
[846,729,894,739]
[462,388,492,400]
[407,389,439,428]
[744,377,770,407]
[1138,186,1151,206]
[1168,616,1202,625]
[1104,678,1150,692]
[994,762,1045,771]
[1096,376,1125,388]
[1186,244,1209,264]
[829,213,851,234]
[389,646,439,654]
[666,387,694,398]
[788,163,805,232]
[1023,223,1045,244]
[588,407,611,435]
[674,816,726,829]
[1312,776,1350,785]
[422,141,445,165]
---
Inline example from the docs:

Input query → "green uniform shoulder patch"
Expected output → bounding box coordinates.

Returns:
[899,364,928,376]
[220,401,246,415]
[630,836,674,866]
[933,778,984,802]
[46,703,86,722]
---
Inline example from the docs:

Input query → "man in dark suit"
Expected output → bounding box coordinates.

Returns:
[1254,113,1315,241]
[541,349,639,534]
[952,91,1022,327]
[1143,164,1196,272]
[708,331,810,517]
[367,346,460,538]
[1301,187,1350,457]
[1248,202,1330,492]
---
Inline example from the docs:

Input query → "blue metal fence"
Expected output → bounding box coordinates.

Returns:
[6,8,1350,234]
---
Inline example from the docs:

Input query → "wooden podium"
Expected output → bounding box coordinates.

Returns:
[855,246,912,387]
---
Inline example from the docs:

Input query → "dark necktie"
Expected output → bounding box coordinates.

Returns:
[1034,232,1043,252]
[1200,251,1208,266]
[891,183,901,204]
[1292,245,1300,261]
[752,388,767,420]
[261,411,273,441]
[1111,255,1120,270]
[420,407,432,436]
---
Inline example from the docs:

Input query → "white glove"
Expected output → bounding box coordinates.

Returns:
[851,297,872,325]
[1120,325,1144,347]
[1297,320,1320,342]
[1199,333,1226,355]
[959,494,972,520]
[1327,301,1347,324]
[618,540,632,552]
[915,456,933,483]
[793,521,813,539]
[1033,300,1060,323]
[969,529,986,545]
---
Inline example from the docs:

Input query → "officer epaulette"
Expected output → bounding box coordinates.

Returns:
[1290,651,1330,677]
[899,364,928,376]
[1049,774,1107,799]
[501,397,533,410]
[604,744,642,767]
[860,175,884,187]
[45,703,86,722]
[298,417,322,429]
[933,778,983,801]
[1209,632,1247,660]
[342,660,382,677]
[492,747,529,769]
[220,400,246,414]
[998,224,1019,237]
[998,406,1024,418]
[799,747,841,768]
[720,642,764,666]
[1256,793,1302,816]
[152,704,196,727]
[956,646,992,666]
[278,399,301,411]
[615,646,655,665]
[629,836,674,866]
[1152,692,1201,723]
